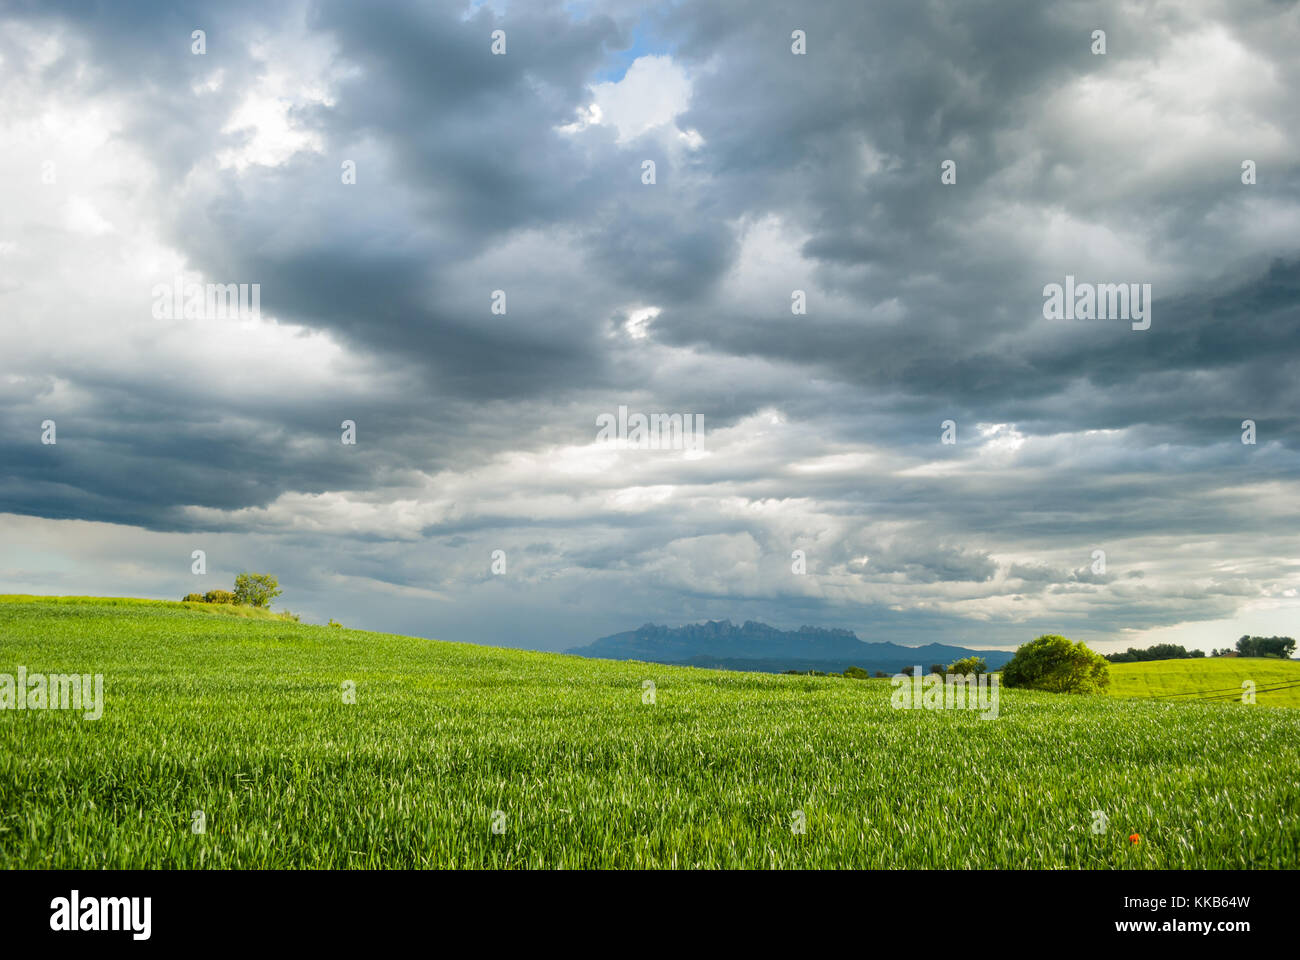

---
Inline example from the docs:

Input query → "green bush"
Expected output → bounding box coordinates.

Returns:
[202,589,236,604]
[948,655,987,675]
[182,593,205,603]
[232,572,282,609]
[1002,634,1109,693]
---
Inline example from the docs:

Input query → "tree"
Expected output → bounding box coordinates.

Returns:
[947,655,987,676]
[1235,636,1296,659]
[203,589,235,604]
[899,665,914,677]
[232,572,282,608]
[1001,635,1110,694]
[1105,643,1203,663]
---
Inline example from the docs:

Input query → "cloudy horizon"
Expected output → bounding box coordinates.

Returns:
[2,0,1299,655]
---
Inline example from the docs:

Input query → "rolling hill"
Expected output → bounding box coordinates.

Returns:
[1107,657,1300,708]
[1,596,1298,869]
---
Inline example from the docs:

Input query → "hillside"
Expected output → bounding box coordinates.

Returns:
[1108,657,1300,708]
[568,619,1015,674]
[1,596,1298,869]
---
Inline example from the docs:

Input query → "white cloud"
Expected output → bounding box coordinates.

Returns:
[587,55,697,144]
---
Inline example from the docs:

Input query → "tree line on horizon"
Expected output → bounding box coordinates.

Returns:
[1107,636,1295,662]
[183,572,282,609]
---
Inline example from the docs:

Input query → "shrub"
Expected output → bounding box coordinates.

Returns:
[1002,635,1109,694]
[182,593,205,603]
[327,619,343,629]
[843,666,869,680]
[948,656,987,675]
[202,589,236,604]
[232,572,282,609]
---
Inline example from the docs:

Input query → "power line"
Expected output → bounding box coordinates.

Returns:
[1146,677,1300,704]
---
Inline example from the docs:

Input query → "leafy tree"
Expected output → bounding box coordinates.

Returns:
[929,663,947,677]
[1001,635,1110,694]
[232,572,282,609]
[947,655,987,676]
[899,665,914,677]
[202,589,235,604]
[873,670,888,678]
[1235,635,1296,659]
[843,666,870,680]
[182,593,205,602]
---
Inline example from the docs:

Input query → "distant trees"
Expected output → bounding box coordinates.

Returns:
[929,663,947,677]
[182,574,281,609]
[1106,643,1205,663]
[782,666,874,680]
[1233,635,1296,658]
[1001,635,1110,694]
[1208,637,1294,658]
[947,656,987,676]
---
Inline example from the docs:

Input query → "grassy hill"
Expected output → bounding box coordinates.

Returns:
[1,596,1298,868]
[1108,657,1300,708]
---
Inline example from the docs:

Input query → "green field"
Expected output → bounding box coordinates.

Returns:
[1,597,1298,869]
[1107,657,1300,708]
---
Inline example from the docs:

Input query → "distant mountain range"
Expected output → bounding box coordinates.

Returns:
[566,620,1014,675]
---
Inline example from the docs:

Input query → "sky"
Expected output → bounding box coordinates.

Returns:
[1,0,1298,655]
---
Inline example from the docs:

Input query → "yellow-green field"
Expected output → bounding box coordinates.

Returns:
[1107,657,1300,708]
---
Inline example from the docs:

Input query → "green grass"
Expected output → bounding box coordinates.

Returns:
[1107,657,1300,708]
[0,594,299,621]
[1,597,1297,868]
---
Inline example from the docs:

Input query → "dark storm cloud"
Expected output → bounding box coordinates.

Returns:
[1,0,1299,650]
